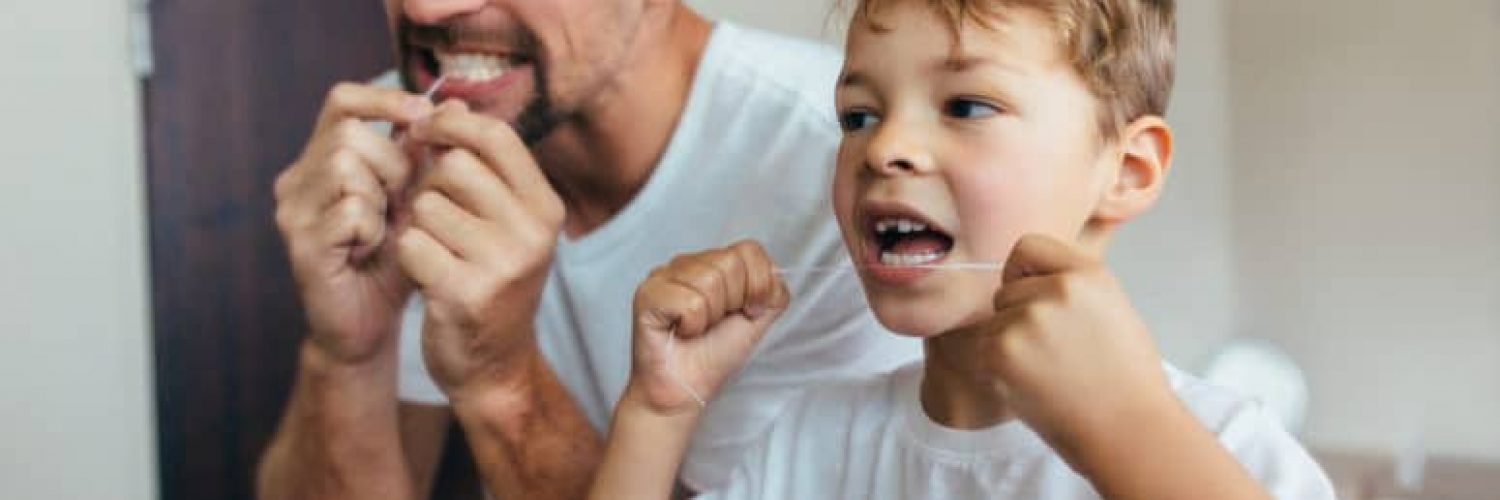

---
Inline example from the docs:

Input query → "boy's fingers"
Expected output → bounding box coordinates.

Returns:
[638,276,713,341]
[704,250,749,315]
[730,241,773,309]
[666,260,730,332]
[1003,234,1091,283]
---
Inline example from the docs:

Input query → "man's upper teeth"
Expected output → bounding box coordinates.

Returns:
[877,218,929,235]
[436,51,511,80]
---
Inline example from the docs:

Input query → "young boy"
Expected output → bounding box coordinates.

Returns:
[589,0,1336,498]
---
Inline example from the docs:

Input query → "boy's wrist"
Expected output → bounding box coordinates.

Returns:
[620,379,708,423]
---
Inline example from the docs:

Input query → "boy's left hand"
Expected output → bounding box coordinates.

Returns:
[941,234,1181,456]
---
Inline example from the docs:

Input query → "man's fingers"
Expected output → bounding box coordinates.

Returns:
[313,196,387,261]
[409,103,557,205]
[408,190,496,262]
[327,118,416,194]
[417,148,523,223]
[395,226,461,290]
[315,83,432,134]
[1003,234,1092,284]
[280,150,386,229]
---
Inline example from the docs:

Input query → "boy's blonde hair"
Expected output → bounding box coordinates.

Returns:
[855,0,1176,139]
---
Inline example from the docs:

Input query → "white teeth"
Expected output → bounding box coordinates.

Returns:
[874,217,934,235]
[435,51,513,82]
[879,251,943,267]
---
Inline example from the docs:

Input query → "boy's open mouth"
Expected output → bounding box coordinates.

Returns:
[866,211,955,267]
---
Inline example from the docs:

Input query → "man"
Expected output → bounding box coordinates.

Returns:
[257,0,918,498]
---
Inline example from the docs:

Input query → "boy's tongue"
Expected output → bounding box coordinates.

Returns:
[888,234,949,255]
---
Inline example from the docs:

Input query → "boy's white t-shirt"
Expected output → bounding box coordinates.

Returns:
[699,361,1338,500]
[394,22,922,490]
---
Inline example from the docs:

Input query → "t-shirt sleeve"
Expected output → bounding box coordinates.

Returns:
[396,297,449,405]
[1216,401,1338,499]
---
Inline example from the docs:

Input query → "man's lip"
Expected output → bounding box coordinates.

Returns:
[409,54,534,102]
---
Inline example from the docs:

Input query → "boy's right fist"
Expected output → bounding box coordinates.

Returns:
[628,241,791,415]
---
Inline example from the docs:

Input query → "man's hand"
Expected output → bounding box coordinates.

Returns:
[939,234,1177,454]
[273,82,433,363]
[396,101,567,401]
[627,241,791,415]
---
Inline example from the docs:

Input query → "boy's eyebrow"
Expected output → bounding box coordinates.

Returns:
[838,71,872,88]
[937,55,1021,75]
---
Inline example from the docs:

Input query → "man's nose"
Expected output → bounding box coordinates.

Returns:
[403,0,487,25]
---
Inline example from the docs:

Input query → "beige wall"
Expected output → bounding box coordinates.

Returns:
[1229,0,1500,459]
[0,0,157,498]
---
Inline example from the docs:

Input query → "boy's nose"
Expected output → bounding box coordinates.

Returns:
[865,124,935,176]
[403,0,487,25]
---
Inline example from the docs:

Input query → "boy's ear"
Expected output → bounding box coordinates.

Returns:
[1093,116,1174,224]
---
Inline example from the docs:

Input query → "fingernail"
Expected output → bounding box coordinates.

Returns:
[744,305,767,320]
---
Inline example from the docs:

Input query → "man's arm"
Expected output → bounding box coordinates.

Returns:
[450,345,604,499]
[257,343,416,500]
[399,404,453,498]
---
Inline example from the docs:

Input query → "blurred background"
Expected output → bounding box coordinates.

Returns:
[1,0,1495,498]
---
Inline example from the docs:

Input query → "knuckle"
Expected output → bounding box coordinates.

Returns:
[272,170,295,201]
[412,191,442,215]
[326,82,358,109]
[335,197,370,221]
[273,205,297,233]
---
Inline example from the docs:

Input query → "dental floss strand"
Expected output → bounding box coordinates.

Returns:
[663,262,1003,408]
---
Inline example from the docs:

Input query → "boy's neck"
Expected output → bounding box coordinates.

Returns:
[920,337,1017,430]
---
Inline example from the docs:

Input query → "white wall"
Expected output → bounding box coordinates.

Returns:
[0,0,157,498]
[687,0,1243,369]
[1228,0,1500,460]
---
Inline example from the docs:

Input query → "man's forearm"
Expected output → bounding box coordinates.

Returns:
[452,347,605,500]
[257,342,414,500]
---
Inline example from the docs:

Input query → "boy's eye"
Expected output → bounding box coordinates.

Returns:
[839,110,880,132]
[943,98,1002,119]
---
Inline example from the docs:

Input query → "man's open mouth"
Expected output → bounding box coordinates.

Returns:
[416,47,533,84]
[867,211,955,267]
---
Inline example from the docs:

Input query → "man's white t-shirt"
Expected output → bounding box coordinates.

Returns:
[700,362,1338,500]
[395,22,922,490]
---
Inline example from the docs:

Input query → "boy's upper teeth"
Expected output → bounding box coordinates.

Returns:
[876,217,930,235]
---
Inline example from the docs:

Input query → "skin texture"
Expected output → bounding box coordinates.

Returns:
[590,2,1274,500]
[258,0,713,498]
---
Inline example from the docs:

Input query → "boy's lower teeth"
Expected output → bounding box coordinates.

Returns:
[880,251,943,267]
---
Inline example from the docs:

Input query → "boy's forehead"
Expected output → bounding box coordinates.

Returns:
[843,3,1065,80]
